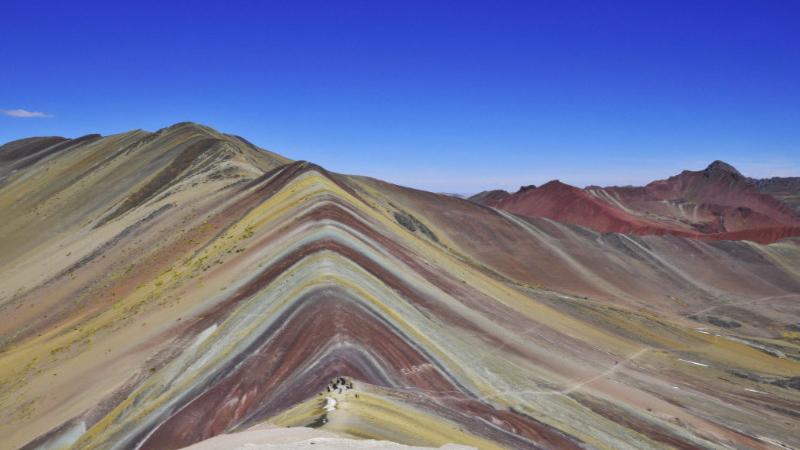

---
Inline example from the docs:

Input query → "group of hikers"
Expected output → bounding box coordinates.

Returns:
[326,376,353,394]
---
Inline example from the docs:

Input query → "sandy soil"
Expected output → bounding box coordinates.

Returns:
[181,424,474,450]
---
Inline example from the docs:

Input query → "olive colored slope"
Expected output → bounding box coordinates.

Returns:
[0,124,799,450]
[0,122,288,267]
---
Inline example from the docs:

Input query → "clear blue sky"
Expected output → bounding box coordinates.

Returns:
[2,0,798,193]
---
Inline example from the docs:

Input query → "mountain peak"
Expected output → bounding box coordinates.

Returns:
[167,121,206,129]
[539,179,574,190]
[468,189,511,205]
[156,121,220,138]
[704,160,742,177]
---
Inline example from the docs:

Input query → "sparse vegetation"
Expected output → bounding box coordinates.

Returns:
[393,211,439,242]
[706,316,742,329]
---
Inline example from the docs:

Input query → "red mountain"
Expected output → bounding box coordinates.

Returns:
[471,161,800,244]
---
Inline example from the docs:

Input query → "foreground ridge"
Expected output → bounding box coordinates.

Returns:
[1,124,799,450]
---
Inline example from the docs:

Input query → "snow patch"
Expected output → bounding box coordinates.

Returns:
[678,359,708,367]
[324,397,337,412]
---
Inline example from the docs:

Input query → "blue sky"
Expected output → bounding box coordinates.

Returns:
[2,1,798,193]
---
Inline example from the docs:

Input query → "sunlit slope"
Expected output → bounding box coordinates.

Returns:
[363,176,800,337]
[0,122,288,266]
[1,124,798,450]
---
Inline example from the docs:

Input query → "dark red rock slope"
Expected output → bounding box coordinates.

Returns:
[471,161,800,244]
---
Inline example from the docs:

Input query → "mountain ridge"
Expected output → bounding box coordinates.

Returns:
[471,160,800,244]
[1,124,799,450]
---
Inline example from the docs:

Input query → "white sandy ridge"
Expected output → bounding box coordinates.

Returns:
[180,424,475,450]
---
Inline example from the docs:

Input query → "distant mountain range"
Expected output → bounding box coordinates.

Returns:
[1,124,799,450]
[470,160,800,244]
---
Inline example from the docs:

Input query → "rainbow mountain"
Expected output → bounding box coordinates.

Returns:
[1,123,799,449]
